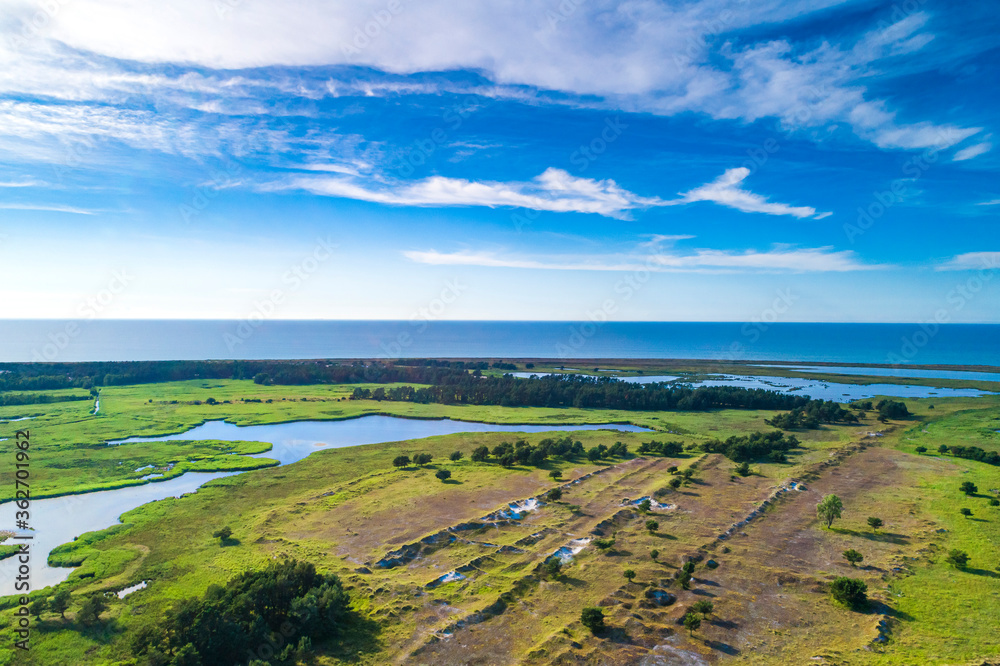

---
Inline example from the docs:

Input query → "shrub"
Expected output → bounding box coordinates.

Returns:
[843,549,864,567]
[638,499,652,513]
[594,538,615,552]
[915,446,927,454]
[989,498,1000,507]
[735,462,751,477]
[960,508,973,518]
[546,488,562,501]
[581,607,605,634]
[449,451,463,461]
[645,519,659,533]
[683,612,701,634]
[392,455,410,468]
[690,599,714,617]
[650,549,659,561]
[960,481,978,495]
[435,469,451,482]
[829,577,868,609]
[668,477,682,490]
[544,558,562,579]
[945,549,970,568]
[212,526,233,543]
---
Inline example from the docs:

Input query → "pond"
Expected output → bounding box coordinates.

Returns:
[753,364,1000,383]
[0,415,650,594]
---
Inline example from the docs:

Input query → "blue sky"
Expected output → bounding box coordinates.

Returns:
[0,0,997,322]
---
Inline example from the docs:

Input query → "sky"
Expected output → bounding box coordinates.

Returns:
[0,0,997,323]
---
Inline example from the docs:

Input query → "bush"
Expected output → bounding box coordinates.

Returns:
[392,455,410,468]
[212,526,233,543]
[544,558,562,579]
[735,462,751,477]
[690,599,714,617]
[960,481,978,495]
[645,519,659,533]
[843,549,864,567]
[683,612,701,634]
[638,499,652,513]
[668,477,682,490]
[945,549,969,568]
[449,451,463,461]
[650,549,659,561]
[581,607,605,634]
[594,538,615,552]
[546,487,562,501]
[435,469,451,482]
[829,577,868,609]
[989,498,1000,507]
[915,446,927,453]
[960,508,973,518]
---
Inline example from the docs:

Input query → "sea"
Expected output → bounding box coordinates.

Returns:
[0,320,997,366]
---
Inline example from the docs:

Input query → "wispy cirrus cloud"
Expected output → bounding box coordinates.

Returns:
[0,203,98,214]
[936,252,1000,271]
[953,142,992,161]
[674,167,829,219]
[267,166,826,220]
[404,242,880,274]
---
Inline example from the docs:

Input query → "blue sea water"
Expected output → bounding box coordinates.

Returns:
[0,320,997,366]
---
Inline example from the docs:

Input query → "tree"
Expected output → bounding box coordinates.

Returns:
[76,595,106,625]
[546,487,562,501]
[392,455,410,468]
[594,537,615,552]
[867,517,884,533]
[960,508,973,518]
[645,519,659,533]
[50,589,71,619]
[669,477,682,490]
[470,445,490,462]
[960,481,978,495]
[623,569,636,583]
[252,373,271,385]
[638,498,652,513]
[581,607,605,634]
[683,612,702,635]
[735,461,751,477]
[549,470,562,480]
[449,450,463,461]
[990,498,1000,507]
[843,549,864,567]
[915,446,927,454]
[544,558,562,579]
[677,571,692,589]
[587,446,602,462]
[29,598,46,620]
[690,599,714,617]
[171,644,204,666]
[945,549,970,568]
[435,469,451,482]
[667,465,678,474]
[829,577,868,609]
[414,453,432,466]
[817,494,843,528]
[938,444,949,454]
[650,549,659,561]
[212,526,233,544]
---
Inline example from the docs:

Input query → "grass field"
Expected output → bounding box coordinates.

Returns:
[0,377,998,665]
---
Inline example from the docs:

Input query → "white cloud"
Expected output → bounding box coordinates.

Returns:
[953,142,992,161]
[936,252,1000,271]
[0,0,982,158]
[404,244,879,274]
[269,166,827,220]
[675,167,828,219]
[273,168,663,219]
[0,203,97,214]
[976,199,1000,206]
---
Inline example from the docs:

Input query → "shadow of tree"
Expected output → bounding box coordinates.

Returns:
[704,639,740,655]
[834,528,909,545]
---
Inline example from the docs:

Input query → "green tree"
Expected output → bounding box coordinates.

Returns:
[938,444,949,454]
[843,549,864,567]
[544,558,562,579]
[414,453,433,466]
[76,595,106,625]
[867,517,883,532]
[960,507,973,518]
[470,446,490,462]
[546,487,562,501]
[587,446,602,462]
[49,589,71,619]
[960,481,978,495]
[650,549,659,561]
[252,373,271,386]
[735,461,751,477]
[29,598,46,620]
[645,519,659,533]
[623,569,636,582]
[212,526,232,544]
[829,577,868,609]
[549,470,562,480]
[581,607,605,634]
[915,446,927,453]
[678,571,692,590]
[638,498,652,513]
[449,450,463,461]
[989,498,1000,507]
[435,469,451,482]
[690,599,714,617]
[945,549,970,568]
[594,537,615,552]
[683,612,702,635]
[392,455,410,468]
[171,644,203,666]
[668,477,682,490]
[817,494,843,528]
